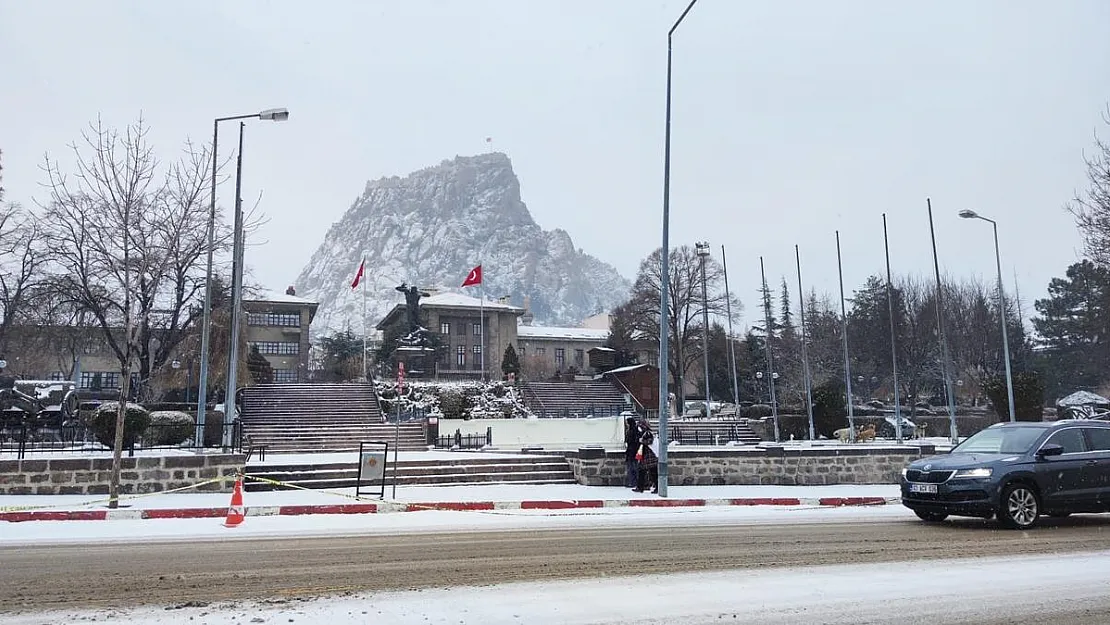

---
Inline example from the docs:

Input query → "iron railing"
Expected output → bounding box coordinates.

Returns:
[529,404,633,419]
[1,421,243,459]
[435,427,492,450]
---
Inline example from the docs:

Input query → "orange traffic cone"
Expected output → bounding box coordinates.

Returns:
[223,476,245,528]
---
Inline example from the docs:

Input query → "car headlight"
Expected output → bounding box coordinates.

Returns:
[952,467,992,479]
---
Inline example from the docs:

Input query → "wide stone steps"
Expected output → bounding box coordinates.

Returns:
[245,456,576,490]
[239,382,388,452]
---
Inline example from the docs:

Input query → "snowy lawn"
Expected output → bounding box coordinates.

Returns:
[5,550,1107,624]
[0,502,915,545]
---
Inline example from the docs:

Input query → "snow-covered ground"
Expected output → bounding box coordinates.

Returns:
[0,503,915,546]
[0,483,901,511]
[6,550,1108,624]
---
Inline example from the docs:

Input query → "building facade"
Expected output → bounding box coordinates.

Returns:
[243,288,319,383]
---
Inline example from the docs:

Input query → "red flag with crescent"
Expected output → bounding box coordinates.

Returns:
[350,259,365,289]
[461,265,482,287]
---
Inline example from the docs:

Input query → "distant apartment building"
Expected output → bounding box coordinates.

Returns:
[243,287,319,383]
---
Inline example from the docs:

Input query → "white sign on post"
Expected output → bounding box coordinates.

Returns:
[360,449,387,482]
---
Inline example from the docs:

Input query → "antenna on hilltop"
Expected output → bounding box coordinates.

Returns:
[485,137,493,154]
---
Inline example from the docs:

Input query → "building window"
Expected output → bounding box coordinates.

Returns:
[555,348,565,369]
[472,345,482,355]
[247,312,300,327]
[456,323,465,335]
[537,347,546,356]
[456,345,466,367]
[273,369,298,383]
[441,322,450,335]
[249,341,300,355]
[472,323,482,336]
[50,371,65,381]
[575,349,584,368]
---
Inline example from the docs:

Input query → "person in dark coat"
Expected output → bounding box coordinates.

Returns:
[624,416,640,488]
[634,425,659,494]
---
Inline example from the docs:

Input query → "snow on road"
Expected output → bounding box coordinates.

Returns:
[5,550,1108,625]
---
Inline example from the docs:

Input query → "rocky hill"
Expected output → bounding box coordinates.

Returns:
[295,153,629,334]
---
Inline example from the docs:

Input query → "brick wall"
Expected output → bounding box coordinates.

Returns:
[0,454,245,496]
[565,445,935,486]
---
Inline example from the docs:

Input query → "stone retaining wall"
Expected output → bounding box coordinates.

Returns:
[0,454,245,496]
[565,445,936,486]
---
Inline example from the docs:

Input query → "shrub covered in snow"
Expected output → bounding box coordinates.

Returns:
[375,380,531,420]
[146,410,195,446]
[92,402,152,449]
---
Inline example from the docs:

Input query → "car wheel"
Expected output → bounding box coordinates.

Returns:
[999,483,1040,530]
[914,510,948,523]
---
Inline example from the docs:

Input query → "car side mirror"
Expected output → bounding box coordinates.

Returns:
[1037,443,1064,459]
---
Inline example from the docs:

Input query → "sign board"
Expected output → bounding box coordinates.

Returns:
[355,441,389,498]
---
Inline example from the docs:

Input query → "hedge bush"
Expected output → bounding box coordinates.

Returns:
[92,402,152,449]
[812,380,847,438]
[983,371,1045,422]
[146,410,195,446]
[438,388,468,420]
[745,403,774,418]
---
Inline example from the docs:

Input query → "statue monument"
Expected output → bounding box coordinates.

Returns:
[393,282,435,375]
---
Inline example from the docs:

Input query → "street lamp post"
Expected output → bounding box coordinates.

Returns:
[695,242,712,419]
[835,231,856,440]
[959,209,1016,423]
[657,0,700,498]
[759,256,780,442]
[195,108,288,448]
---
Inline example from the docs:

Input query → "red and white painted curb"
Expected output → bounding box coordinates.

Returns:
[0,496,891,523]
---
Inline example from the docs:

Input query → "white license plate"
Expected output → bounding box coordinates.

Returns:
[910,483,938,494]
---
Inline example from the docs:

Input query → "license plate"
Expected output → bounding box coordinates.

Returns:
[910,483,938,494]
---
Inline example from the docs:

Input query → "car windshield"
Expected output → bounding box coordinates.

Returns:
[953,427,1044,454]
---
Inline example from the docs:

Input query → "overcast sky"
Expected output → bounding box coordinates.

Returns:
[2,1,1108,329]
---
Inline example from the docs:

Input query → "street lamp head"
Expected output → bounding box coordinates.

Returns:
[695,241,711,257]
[171,360,181,369]
[755,371,763,380]
[958,209,979,220]
[258,108,290,122]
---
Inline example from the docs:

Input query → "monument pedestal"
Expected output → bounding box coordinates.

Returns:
[395,346,437,378]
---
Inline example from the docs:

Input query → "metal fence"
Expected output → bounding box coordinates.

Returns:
[668,424,745,446]
[529,404,633,419]
[435,427,492,450]
[1,421,243,459]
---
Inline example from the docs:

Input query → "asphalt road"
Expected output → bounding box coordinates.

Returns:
[4,514,1110,616]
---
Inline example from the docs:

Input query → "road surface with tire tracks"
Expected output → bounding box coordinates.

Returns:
[3,515,1110,622]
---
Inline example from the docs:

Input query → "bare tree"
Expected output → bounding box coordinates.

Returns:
[1068,105,1110,267]
[627,246,737,407]
[0,202,47,353]
[38,117,225,507]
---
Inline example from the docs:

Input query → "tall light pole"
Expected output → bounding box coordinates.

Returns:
[696,241,712,419]
[927,199,959,443]
[795,245,815,441]
[959,209,1016,422]
[759,257,780,442]
[196,108,288,447]
[882,214,903,442]
[223,122,248,448]
[721,245,740,409]
[657,0,699,498]
[835,231,856,440]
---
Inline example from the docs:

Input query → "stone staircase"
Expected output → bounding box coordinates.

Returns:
[239,383,428,453]
[648,419,763,446]
[522,380,631,417]
[244,454,576,491]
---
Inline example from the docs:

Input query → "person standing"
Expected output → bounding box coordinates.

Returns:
[624,416,640,488]
[634,423,659,494]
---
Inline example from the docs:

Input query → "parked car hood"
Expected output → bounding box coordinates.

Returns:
[910,453,1014,471]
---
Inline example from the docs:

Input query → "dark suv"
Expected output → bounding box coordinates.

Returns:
[901,420,1110,529]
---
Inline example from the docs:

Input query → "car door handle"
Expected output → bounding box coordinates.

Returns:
[1086,460,1100,466]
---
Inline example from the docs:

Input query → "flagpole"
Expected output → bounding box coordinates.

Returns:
[361,257,368,382]
[479,269,485,382]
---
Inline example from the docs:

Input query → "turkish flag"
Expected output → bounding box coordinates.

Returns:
[461,264,482,287]
[350,260,365,289]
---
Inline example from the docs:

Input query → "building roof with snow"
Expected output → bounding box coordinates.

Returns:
[516,325,610,342]
[243,289,319,307]
[375,292,524,330]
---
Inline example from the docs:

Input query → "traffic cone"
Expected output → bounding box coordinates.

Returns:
[223,476,245,528]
